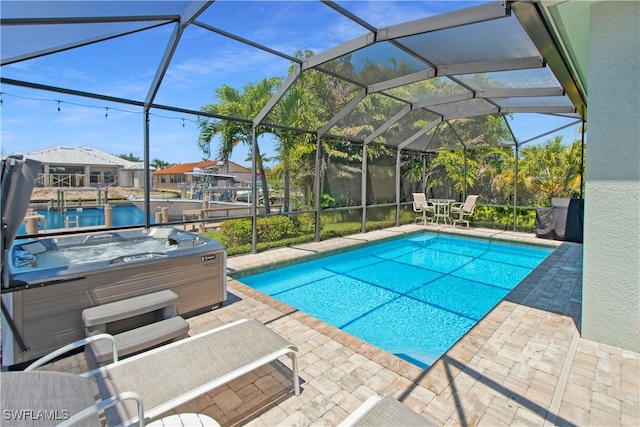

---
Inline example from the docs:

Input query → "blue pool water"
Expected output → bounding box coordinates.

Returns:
[241,234,552,369]
[18,206,152,235]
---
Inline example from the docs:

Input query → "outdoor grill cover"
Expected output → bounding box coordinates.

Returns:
[535,198,584,243]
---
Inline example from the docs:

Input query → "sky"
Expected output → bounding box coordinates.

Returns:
[0,0,583,168]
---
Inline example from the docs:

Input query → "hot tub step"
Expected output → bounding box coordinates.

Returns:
[86,316,189,366]
[81,290,189,368]
[82,290,179,334]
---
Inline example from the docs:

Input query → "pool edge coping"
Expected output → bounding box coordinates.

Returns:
[227,226,562,279]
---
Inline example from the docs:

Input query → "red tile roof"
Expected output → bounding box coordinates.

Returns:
[153,160,254,175]
[153,161,219,175]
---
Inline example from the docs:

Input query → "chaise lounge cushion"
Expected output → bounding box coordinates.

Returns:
[1,371,100,427]
[339,395,439,427]
[86,319,299,425]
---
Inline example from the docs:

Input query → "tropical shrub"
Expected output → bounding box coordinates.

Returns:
[471,205,536,231]
[218,218,253,246]
[218,214,316,248]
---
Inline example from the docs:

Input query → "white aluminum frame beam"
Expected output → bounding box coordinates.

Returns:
[378,2,510,40]
[412,92,474,109]
[1,21,174,66]
[145,1,212,106]
[367,69,436,93]
[145,23,182,107]
[511,0,587,119]
[479,87,564,98]
[253,65,302,126]
[437,56,543,76]
[443,106,499,120]
[0,14,180,25]
[421,128,438,152]
[379,85,562,119]
[318,89,368,137]
[518,119,582,145]
[501,112,520,145]
[445,121,468,150]
[500,105,576,114]
[363,105,411,144]
[398,118,442,150]
[303,33,375,70]
[305,2,511,80]
[193,20,299,64]
[1,77,144,107]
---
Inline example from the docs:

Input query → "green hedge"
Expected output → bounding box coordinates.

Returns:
[200,205,538,255]
[207,214,316,255]
[472,206,536,232]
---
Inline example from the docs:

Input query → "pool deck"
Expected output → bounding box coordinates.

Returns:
[41,224,639,426]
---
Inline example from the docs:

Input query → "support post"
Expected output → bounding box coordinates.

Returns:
[104,205,113,228]
[463,148,467,201]
[360,143,367,233]
[395,148,401,226]
[251,125,258,254]
[314,134,322,242]
[24,217,39,235]
[143,111,151,228]
[513,144,519,231]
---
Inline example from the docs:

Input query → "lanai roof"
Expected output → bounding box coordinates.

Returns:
[1,1,586,154]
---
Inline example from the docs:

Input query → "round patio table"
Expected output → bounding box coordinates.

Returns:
[430,199,455,225]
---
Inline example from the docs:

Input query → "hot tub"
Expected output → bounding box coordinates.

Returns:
[2,227,226,367]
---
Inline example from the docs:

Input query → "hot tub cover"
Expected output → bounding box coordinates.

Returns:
[1,155,41,286]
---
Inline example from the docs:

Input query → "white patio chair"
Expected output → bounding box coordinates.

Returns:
[450,195,479,228]
[412,193,435,225]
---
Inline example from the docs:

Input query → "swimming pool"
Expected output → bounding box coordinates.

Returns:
[240,233,552,369]
[17,206,152,235]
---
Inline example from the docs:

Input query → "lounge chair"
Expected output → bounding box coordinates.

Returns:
[1,370,145,427]
[412,193,435,225]
[450,195,479,228]
[1,371,219,426]
[19,319,300,426]
[338,395,439,427]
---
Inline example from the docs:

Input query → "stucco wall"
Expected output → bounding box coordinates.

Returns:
[582,1,640,351]
[117,170,133,187]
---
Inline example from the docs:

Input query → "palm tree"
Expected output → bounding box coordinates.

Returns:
[150,158,173,171]
[116,153,142,162]
[519,135,582,205]
[565,139,585,196]
[198,77,282,212]
[490,149,519,203]
[429,149,477,199]
[272,86,310,212]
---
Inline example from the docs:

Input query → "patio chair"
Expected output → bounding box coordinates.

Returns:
[338,395,438,427]
[22,319,300,426]
[412,193,435,225]
[450,195,479,228]
[1,371,219,427]
[0,370,145,427]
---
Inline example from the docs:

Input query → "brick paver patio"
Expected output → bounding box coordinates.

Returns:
[40,225,639,426]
